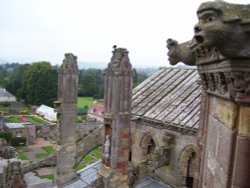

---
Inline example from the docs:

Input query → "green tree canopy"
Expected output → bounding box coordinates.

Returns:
[19,62,57,106]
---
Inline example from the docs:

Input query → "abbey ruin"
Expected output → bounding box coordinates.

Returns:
[0,1,249,188]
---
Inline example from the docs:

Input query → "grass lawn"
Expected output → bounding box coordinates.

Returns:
[92,152,102,159]
[76,163,86,171]
[4,116,20,123]
[39,174,54,180]
[78,97,94,108]
[25,116,49,124]
[92,147,102,153]
[35,152,49,159]
[42,146,55,154]
[4,115,49,124]
[76,146,102,171]
[16,148,29,160]
[91,147,102,159]
[83,155,95,163]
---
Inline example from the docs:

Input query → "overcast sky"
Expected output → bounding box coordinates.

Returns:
[0,0,249,68]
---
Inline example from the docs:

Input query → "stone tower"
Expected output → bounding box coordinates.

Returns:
[54,53,78,186]
[99,47,133,188]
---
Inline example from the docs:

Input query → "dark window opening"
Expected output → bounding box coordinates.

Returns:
[129,151,132,162]
[147,139,155,154]
[186,152,196,188]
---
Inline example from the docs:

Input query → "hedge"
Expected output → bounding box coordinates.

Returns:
[10,137,26,147]
[0,132,13,143]
[0,102,11,107]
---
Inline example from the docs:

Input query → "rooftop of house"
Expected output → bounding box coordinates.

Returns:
[4,123,25,129]
[88,102,104,117]
[132,67,201,132]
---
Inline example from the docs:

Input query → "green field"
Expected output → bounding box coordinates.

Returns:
[39,174,54,180]
[4,116,20,123]
[25,116,49,124]
[42,146,55,154]
[76,163,86,171]
[35,152,49,159]
[76,146,102,171]
[77,97,94,108]
[4,115,49,124]
[16,148,29,160]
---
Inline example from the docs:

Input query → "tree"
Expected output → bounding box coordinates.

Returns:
[20,62,57,106]
[5,64,30,100]
[78,69,104,99]
[0,66,8,87]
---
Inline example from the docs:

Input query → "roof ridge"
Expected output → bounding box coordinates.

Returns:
[159,66,197,70]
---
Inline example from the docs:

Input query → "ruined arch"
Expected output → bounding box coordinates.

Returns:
[140,133,159,162]
[179,145,198,188]
[140,133,159,148]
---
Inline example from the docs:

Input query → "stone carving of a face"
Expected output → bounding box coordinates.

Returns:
[193,1,250,58]
[194,9,224,47]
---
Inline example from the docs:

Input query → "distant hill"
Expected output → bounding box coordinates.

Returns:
[0,58,8,64]
[78,61,106,69]
[77,62,159,72]
[0,59,159,74]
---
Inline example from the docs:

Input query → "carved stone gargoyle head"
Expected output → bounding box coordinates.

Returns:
[166,38,196,66]
[194,1,250,58]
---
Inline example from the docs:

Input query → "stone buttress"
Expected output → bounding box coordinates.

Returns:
[54,53,78,186]
[98,47,133,188]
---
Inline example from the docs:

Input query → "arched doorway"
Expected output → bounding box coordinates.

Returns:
[179,145,197,188]
[140,134,158,162]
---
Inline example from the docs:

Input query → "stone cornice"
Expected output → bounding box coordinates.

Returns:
[198,58,250,106]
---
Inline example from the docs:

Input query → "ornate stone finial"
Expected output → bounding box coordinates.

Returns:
[60,53,78,73]
[194,1,250,59]
[107,47,131,73]
[166,38,196,65]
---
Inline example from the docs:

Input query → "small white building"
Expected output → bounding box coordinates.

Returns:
[36,105,57,122]
[0,88,16,102]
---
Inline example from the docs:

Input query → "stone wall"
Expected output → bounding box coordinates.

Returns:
[200,95,250,188]
[131,122,199,187]
[0,159,26,188]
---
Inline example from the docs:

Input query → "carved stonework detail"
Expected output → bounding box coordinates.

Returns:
[167,1,250,65]
[198,60,250,105]
[167,1,250,105]
[194,1,250,59]
[99,47,133,187]
[105,47,132,77]
[193,46,225,65]
[166,39,196,66]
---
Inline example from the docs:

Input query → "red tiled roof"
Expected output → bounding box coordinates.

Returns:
[88,102,104,117]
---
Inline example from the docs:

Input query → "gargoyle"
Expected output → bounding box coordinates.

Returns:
[194,1,250,58]
[166,38,196,66]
